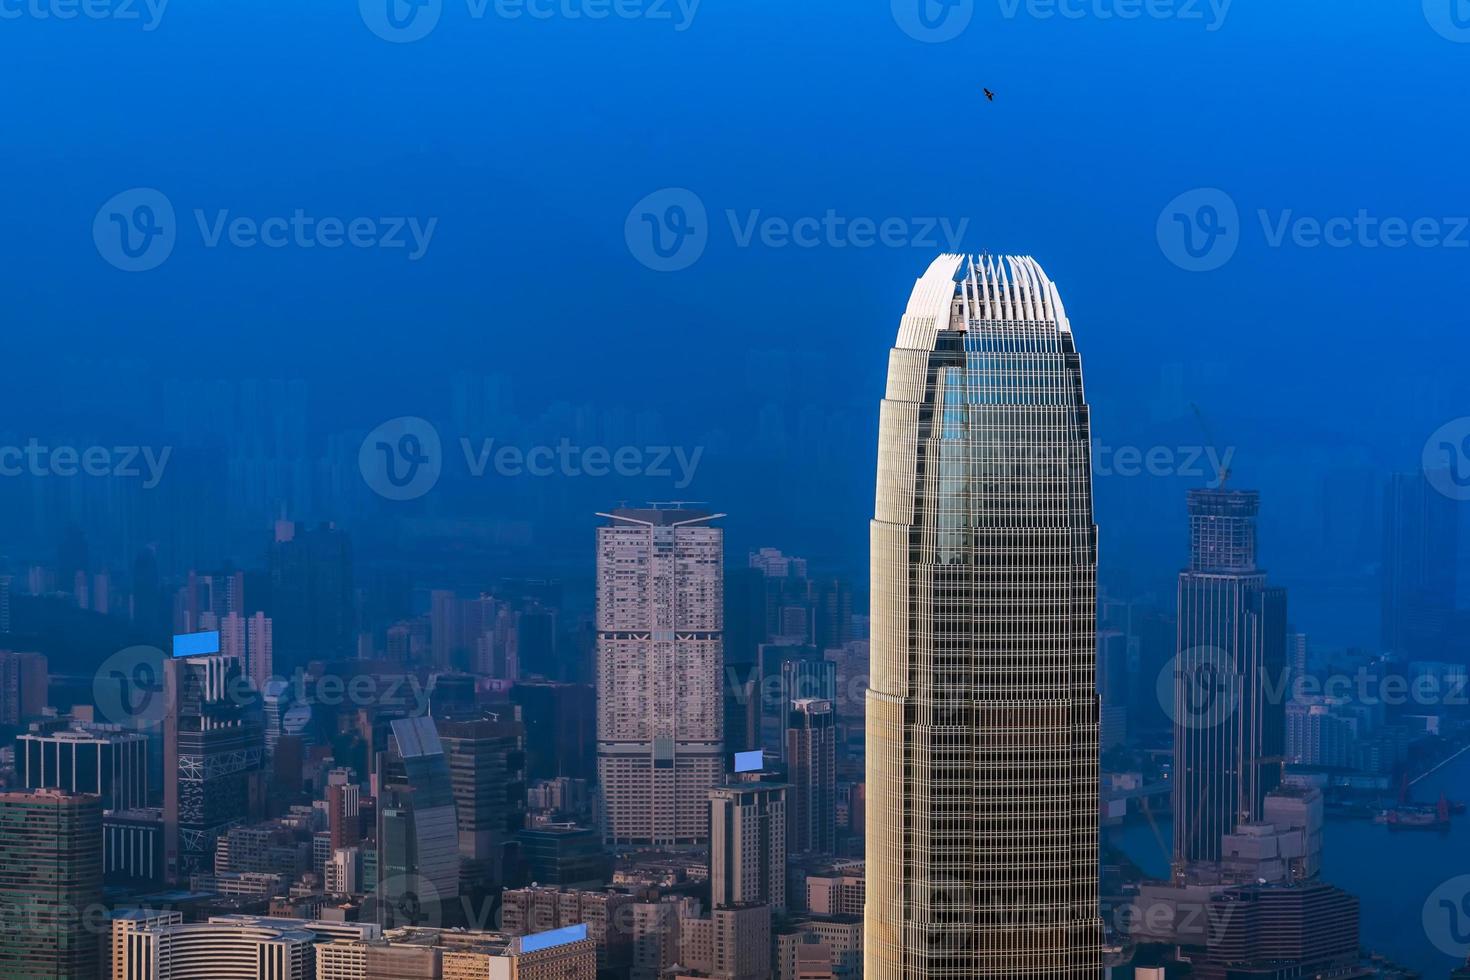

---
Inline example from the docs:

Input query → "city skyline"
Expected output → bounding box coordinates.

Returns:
[1,3,1468,970]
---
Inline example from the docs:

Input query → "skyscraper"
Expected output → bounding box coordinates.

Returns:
[710,781,787,912]
[1382,470,1458,659]
[596,505,724,846]
[866,255,1103,977]
[163,649,265,880]
[785,698,836,857]
[376,715,460,926]
[437,712,527,897]
[1172,489,1287,867]
[268,520,355,674]
[0,790,103,980]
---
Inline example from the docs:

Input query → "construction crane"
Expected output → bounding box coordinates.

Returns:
[1190,402,1231,488]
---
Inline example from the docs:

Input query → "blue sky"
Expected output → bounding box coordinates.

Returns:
[2,0,1468,641]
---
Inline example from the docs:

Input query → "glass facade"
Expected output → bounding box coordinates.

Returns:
[866,255,1104,978]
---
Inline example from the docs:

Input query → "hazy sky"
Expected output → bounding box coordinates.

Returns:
[3,0,1467,645]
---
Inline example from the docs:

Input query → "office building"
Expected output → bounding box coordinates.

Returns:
[0,790,103,980]
[1173,489,1288,867]
[376,716,460,927]
[596,505,724,846]
[711,781,786,912]
[17,723,148,811]
[164,649,266,881]
[866,255,1104,976]
[785,698,836,857]
[0,649,47,726]
[438,713,527,894]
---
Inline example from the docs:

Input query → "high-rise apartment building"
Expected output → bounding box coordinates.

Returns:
[1173,489,1287,867]
[0,790,103,980]
[866,255,1104,977]
[596,505,724,846]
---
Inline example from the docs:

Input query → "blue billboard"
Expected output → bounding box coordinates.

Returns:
[519,923,588,954]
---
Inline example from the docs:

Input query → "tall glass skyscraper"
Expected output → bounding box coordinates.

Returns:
[1172,489,1287,867]
[866,254,1103,978]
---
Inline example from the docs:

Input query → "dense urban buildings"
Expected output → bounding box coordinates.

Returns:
[865,254,1104,977]
[596,505,725,847]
